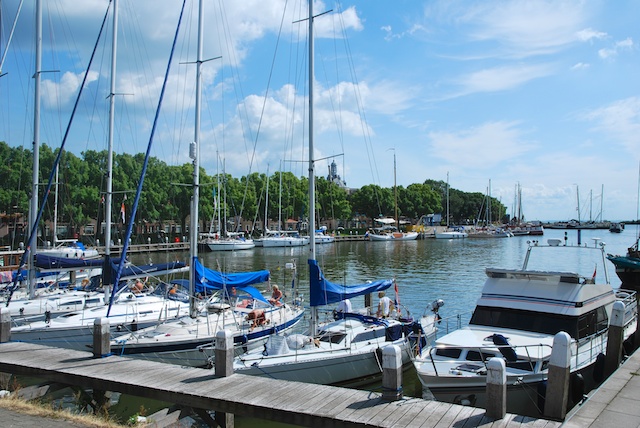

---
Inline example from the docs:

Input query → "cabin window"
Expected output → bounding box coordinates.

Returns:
[470,306,578,338]
[466,350,496,361]
[353,329,384,343]
[435,348,462,358]
[318,332,346,344]
[506,361,536,372]
[577,307,609,339]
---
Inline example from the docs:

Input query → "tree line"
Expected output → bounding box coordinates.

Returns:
[0,141,507,245]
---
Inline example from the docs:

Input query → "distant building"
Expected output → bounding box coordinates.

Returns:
[327,160,347,188]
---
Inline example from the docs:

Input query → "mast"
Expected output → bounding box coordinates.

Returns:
[393,150,398,230]
[308,0,318,335]
[104,0,119,297]
[445,171,450,228]
[189,0,204,318]
[264,164,270,233]
[576,185,581,224]
[28,0,43,299]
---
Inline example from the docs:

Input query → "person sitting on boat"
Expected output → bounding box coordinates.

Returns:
[376,291,393,318]
[131,279,144,294]
[269,285,283,305]
[246,309,268,331]
[168,284,178,296]
[336,298,352,313]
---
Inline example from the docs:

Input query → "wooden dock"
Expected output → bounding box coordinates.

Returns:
[0,342,559,427]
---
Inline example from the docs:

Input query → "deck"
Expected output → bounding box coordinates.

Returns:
[0,342,559,427]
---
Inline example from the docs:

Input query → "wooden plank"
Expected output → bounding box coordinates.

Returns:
[449,406,476,427]
[432,404,464,428]
[414,401,450,428]
[334,394,387,422]
[373,398,426,427]
[387,399,432,427]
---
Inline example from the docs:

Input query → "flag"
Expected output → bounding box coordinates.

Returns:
[592,265,597,281]
[121,200,126,223]
[100,195,105,204]
[393,280,400,313]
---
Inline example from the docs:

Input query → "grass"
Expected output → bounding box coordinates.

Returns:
[0,394,133,427]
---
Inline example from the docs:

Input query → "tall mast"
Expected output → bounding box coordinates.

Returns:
[393,150,398,230]
[28,0,43,298]
[105,0,119,275]
[308,0,318,335]
[445,171,450,228]
[189,0,204,317]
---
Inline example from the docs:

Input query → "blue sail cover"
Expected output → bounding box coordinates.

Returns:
[35,254,105,270]
[308,259,393,307]
[193,258,270,303]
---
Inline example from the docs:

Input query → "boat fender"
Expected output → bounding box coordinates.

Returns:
[44,311,51,324]
[492,334,517,362]
[537,381,547,412]
[593,353,606,384]
[623,337,635,357]
[569,373,585,406]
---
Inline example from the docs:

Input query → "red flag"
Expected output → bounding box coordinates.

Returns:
[592,265,597,280]
[121,201,125,223]
[393,280,400,312]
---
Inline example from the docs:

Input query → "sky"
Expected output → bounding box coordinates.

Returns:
[1,0,639,222]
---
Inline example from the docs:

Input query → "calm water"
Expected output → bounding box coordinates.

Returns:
[125,226,639,425]
[136,225,639,325]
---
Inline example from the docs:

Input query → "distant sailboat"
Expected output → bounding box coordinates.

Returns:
[434,173,468,240]
[368,151,418,241]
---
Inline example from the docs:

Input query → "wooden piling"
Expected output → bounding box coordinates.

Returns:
[214,329,234,427]
[605,301,626,378]
[382,345,403,401]
[0,308,10,343]
[92,318,110,358]
[544,332,571,421]
[485,358,506,419]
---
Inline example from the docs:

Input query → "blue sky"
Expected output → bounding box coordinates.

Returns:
[1,0,639,222]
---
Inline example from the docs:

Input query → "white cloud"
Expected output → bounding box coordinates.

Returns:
[428,121,534,168]
[571,62,590,70]
[576,28,608,42]
[583,97,640,153]
[453,63,554,96]
[598,37,634,59]
[452,0,591,57]
[41,71,99,109]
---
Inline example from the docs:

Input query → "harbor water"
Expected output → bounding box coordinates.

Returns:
[121,226,639,424]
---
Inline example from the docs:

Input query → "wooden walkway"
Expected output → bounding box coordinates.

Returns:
[0,342,559,427]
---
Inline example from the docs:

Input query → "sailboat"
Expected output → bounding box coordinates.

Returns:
[233,1,437,385]
[254,168,309,247]
[109,0,304,367]
[9,0,191,344]
[201,156,255,251]
[368,151,418,241]
[434,173,468,239]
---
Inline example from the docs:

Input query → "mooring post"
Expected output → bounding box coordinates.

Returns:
[544,331,571,420]
[485,358,506,419]
[215,329,234,377]
[214,329,234,428]
[92,317,110,358]
[382,345,403,401]
[605,301,626,377]
[0,307,10,343]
